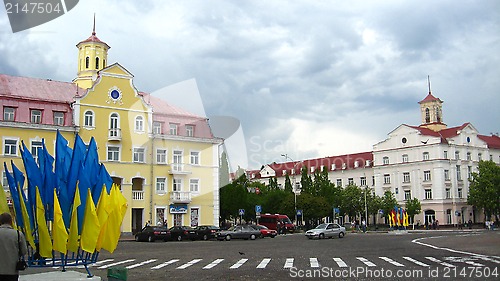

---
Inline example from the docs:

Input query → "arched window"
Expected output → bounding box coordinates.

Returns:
[85,57,90,69]
[95,57,100,69]
[436,108,441,122]
[109,113,120,137]
[135,116,144,132]
[84,110,94,127]
[425,108,430,123]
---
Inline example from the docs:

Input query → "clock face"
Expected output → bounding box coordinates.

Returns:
[110,89,120,100]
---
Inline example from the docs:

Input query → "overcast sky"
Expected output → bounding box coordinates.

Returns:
[1,0,499,170]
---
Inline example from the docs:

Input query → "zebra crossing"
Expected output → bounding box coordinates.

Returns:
[71,255,499,271]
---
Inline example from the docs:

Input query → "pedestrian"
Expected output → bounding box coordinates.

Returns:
[361,219,366,233]
[0,212,28,281]
[468,219,472,229]
[277,221,282,235]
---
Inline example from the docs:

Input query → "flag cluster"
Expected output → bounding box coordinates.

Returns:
[1,131,128,260]
[388,206,409,228]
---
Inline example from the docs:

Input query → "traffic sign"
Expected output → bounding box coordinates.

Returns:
[296,209,302,216]
[379,209,384,214]
[239,209,245,216]
[255,205,262,213]
[333,208,340,214]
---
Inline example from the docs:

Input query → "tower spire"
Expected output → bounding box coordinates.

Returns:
[92,13,96,35]
[427,75,431,94]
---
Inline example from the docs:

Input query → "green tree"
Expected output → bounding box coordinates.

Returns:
[468,160,500,220]
[381,190,399,224]
[300,166,313,195]
[220,174,248,222]
[296,193,329,223]
[340,184,363,218]
[284,174,293,193]
[268,177,278,190]
[405,197,422,224]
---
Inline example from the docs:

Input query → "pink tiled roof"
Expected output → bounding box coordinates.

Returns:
[0,74,83,102]
[418,92,442,104]
[478,135,500,149]
[77,31,110,49]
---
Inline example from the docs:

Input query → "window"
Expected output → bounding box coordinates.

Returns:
[310,166,315,173]
[84,111,94,127]
[455,151,460,160]
[446,209,452,224]
[95,57,99,69]
[53,111,64,126]
[2,171,8,188]
[190,179,199,193]
[360,176,366,186]
[478,153,482,161]
[31,140,43,161]
[444,150,448,159]
[173,150,183,171]
[423,152,429,161]
[336,179,342,187]
[85,56,89,68]
[445,188,450,199]
[467,166,472,179]
[109,113,120,137]
[466,152,471,161]
[383,174,391,184]
[133,148,145,163]
[190,151,200,165]
[153,121,162,134]
[354,161,359,168]
[444,169,450,181]
[107,146,120,161]
[423,170,431,182]
[404,190,411,200]
[331,164,336,170]
[372,176,375,186]
[156,178,166,193]
[31,109,42,123]
[186,125,194,137]
[4,139,17,156]
[457,188,463,199]
[169,123,178,135]
[456,165,462,181]
[156,149,167,164]
[348,178,354,185]
[425,108,430,123]
[173,178,182,191]
[3,107,15,121]
[403,172,410,183]
[425,189,432,200]
[402,154,408,163]
[135,116,144,132]
[490,154,493,161]
[383,156,389,165]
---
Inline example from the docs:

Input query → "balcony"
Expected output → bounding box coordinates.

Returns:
[108,128,122,141]
[170,191,192,204]
[168,164,191,175]
[132,190,144,201]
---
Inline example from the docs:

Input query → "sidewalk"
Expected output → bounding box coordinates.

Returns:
[20,270,101,281]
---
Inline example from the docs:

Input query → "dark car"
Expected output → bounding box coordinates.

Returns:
[194,225,220,240]
[216,225,261,241]
[168,226,197,241]
[135,225,170,242]
[250,224,277,238]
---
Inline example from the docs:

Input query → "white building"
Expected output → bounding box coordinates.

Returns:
[248,90,500,226]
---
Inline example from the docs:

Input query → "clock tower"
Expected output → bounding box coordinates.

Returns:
[73,17,110,89]
[418,76,447,132]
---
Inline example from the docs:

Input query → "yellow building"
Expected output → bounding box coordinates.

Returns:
[0,26,222,234]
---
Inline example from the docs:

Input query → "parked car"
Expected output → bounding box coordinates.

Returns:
[305,223,346,239]
[216,225,261,241]
[135,225,170,242]
[168,226,197,241]
[250,224,277,238]
[194,225,220,240]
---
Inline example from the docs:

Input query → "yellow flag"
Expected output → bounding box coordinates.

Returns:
[0,183,10,215]
[67,187,81,253]
[101,184,127,253]
[95,185,110,251]
[80,188,100,253]
[388,214,392,227]
[18,186,35,249]
[36,187,52,258]
[52,188,68,254]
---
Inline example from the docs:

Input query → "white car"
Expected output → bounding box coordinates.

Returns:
[305,223,346,239]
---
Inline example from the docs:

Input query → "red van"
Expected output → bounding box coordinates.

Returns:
[259,214,295,233]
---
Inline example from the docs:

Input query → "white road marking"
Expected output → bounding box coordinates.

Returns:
[230,258,248,269]
[203,259,224,269]
[425,257,455,267]
[333,257,348,267]
[151,259,179,269]
[403,256,430,267]
[257,258,271,269]
[126,259,157,269]
[380,256,404,267]
[98,259,135,269]
[356,257,376,267]
[177,259,202,269]
[283,258,294,269]
[310,258,320,268]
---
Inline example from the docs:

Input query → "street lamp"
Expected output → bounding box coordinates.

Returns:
[281,154,298,226]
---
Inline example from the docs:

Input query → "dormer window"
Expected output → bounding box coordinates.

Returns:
[342,163,347,169]
[365,160,370,167]
[310,166,315,173]
[332,164,336,170]
[383,156,389,165]
[354,161,359,168]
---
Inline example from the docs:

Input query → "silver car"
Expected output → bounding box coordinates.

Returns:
[305,223,346,239]
[217,225,261,241]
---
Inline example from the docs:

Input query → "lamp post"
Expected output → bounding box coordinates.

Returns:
[281,154,298,225]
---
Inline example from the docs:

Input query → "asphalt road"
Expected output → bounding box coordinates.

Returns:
[20,229,500,281]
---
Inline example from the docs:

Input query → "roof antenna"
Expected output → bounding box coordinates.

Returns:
[427,75,431,94]
[92,13,96,35]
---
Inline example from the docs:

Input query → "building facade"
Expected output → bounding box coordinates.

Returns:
[1,27,222,234]
[249,91,499,226]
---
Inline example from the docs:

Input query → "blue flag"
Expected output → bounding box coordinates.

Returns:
[12,161,35,231]
[76,162,93,234]
[55,130,73,226]
[92,163,113,204]
[4,162,23,228]
[40,139,56,221]
[20,141,43,214]
[83,137,100,188]
[65,134,86,222]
